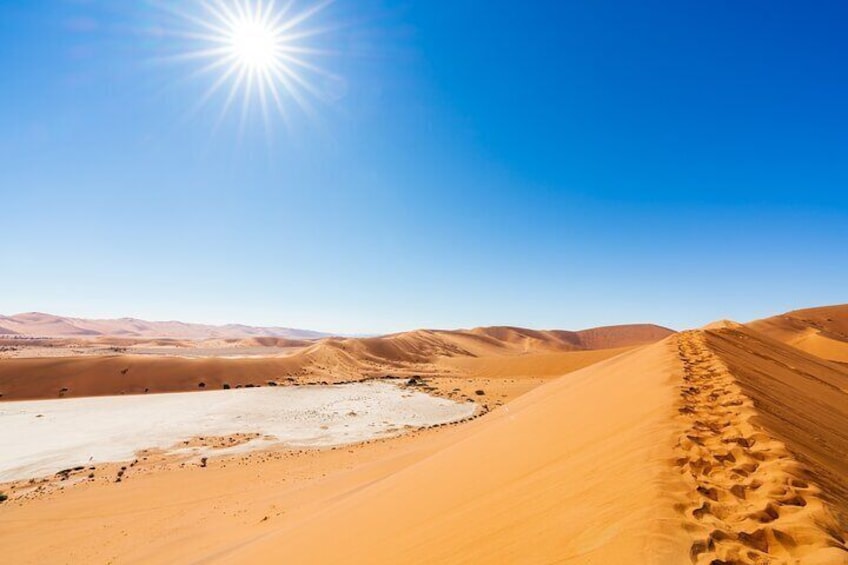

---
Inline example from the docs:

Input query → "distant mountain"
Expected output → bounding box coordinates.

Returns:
[0,312,332,340]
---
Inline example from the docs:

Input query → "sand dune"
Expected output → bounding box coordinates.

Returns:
[467,323,675,351]
[2,314,846,564]
[6,326,842,564]
[675,330,846,563]
[1,336,690,563]
[438,347,634,378]
[705,324,848,530]
[0,356,309,401]
[0,312,330,340]
[222,339,692,564]
[749,304,848,363]
[0,323,672,401]
[299,323,674,368]
[219,330,848,564]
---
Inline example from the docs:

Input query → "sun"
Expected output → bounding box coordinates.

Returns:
[228,18,279,71]
[161,0,337,130]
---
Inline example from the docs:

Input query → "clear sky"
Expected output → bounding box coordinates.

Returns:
[1,1,846,334]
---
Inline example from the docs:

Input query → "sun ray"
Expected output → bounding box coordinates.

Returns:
[263,66,292,130]
[180,58,235,88]
[276,25,340,44]
[215,64,249,132]
[158,0,336,131]
[272,61,325,109]
[268,62,315,118]
[180,60,243,125]
[156,46,234,65]
[277,52,340,81]
[155,1,232,38]
[274,0,333,35]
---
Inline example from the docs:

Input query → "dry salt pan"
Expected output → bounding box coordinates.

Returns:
[0,381,476,482]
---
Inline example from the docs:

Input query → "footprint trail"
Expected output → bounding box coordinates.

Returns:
[674,330,848,565]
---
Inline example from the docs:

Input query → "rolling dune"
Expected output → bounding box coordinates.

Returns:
[0,323,673,401]
[705,323,848,530]
[0,312,329,340]
[749,304,848,363]
[2,314,846,564]
[220,330,848,565]
[5,326,843,564]
[675,329,846,564]
[222,338,692,564]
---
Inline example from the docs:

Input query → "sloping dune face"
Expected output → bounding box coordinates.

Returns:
[3,329,848,564]
[749,304,848,363]
[218,332,848,565]
[674,331,847,564]
[705,325,848,529]
[219,340,694,564]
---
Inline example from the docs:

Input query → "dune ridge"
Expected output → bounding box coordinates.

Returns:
[209,329,848,564]
[706,324,848,530]
[675,331,846,564]
[749,304,848,363]
[2,322,848,563]
[0,323,673,401]
[218,330,848,564]
[303,323,673,365]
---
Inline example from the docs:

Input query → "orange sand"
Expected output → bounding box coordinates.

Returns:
[2,309,847,564]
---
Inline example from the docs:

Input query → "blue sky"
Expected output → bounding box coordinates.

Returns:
[1,0,846,334]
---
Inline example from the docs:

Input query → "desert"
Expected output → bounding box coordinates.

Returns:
[2,1,846,563]
[1,306,847,563]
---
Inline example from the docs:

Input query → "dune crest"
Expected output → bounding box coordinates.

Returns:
[675,331,847,564]
[218,331,848,564]
[702,319,744,330]
[749,304,848,363]
[706,324,848,530]
[2,323,848,564]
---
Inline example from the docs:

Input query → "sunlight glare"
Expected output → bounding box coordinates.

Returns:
[229,19,278,71]
[161,0,337,132]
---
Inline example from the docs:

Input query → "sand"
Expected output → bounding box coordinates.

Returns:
[0,323,667,401]
[223,338,693,564]
[674,330,846,563]
[0,339,693,563]
[705,324,848,529]
[2,309,847,564]
[749,304,848,363]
